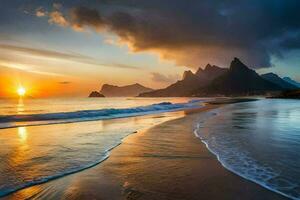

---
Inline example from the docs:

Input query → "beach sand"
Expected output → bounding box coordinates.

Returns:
[4,105,286,200]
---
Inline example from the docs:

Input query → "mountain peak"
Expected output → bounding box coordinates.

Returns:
[262,72,279,78]
[89,91,105,98]
[182,70,194,80]
[195,67,203,75]
[132,83,142,87]
[230,57,250,71]
[204,64,213,71]
[194,63,228,83]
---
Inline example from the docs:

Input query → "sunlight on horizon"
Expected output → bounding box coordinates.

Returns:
[17,86,26,97]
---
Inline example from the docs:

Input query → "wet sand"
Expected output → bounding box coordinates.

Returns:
[4,105,286,200]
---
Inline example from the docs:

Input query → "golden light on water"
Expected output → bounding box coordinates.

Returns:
[17,86,26,97]
[18,127,27,143]
[17,98,25,114]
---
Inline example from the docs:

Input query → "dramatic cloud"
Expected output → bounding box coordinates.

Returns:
[36,0,300,69]
[70,7,105,31]
[151,72,179,83]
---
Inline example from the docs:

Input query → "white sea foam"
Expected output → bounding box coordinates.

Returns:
[194,100,300,200]
[0,100,203,129]
[0,99,203,197]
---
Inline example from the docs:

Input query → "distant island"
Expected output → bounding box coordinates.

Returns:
[139,58,300,97]
[89,83,153,97]
[89,91,105,97]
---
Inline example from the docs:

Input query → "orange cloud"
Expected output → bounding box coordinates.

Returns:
[36,7,47,17]
[48,11,69,27]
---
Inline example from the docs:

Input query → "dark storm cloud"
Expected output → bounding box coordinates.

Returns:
[30,0,300,68]
[70,6,105,31]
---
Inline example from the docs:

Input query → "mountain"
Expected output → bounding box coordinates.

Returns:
[141,58,288,97]
[261,73,298,90]
[139,71,204,97]
[194,58,282,96]
[140,65,227,97]
[196,64,228,81]
[100,83,153,97]
[283,77,300,88]
[89,91,105,97]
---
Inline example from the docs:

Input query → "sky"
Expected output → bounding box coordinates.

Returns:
[0,0,300,98]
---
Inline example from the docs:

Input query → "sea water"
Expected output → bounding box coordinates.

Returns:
[0,97,202,129]
[0,97,205,197]
[195,99,300,200]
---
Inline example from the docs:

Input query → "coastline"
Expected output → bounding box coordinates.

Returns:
[3,104,286,200]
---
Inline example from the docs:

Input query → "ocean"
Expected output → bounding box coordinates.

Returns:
[0,97,204,197]
[1,97,299,199]
[195,99,300,200]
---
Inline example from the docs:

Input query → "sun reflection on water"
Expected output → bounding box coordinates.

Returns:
[18,127,27,143]
[17,98,25,114]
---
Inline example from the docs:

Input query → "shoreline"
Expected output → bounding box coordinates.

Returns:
[4,104,286,200]
[195,128,294,200]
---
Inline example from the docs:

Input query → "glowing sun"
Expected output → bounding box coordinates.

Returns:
[17,86,26,97]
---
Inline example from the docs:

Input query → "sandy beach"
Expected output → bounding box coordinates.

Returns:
[4,104,286,200]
